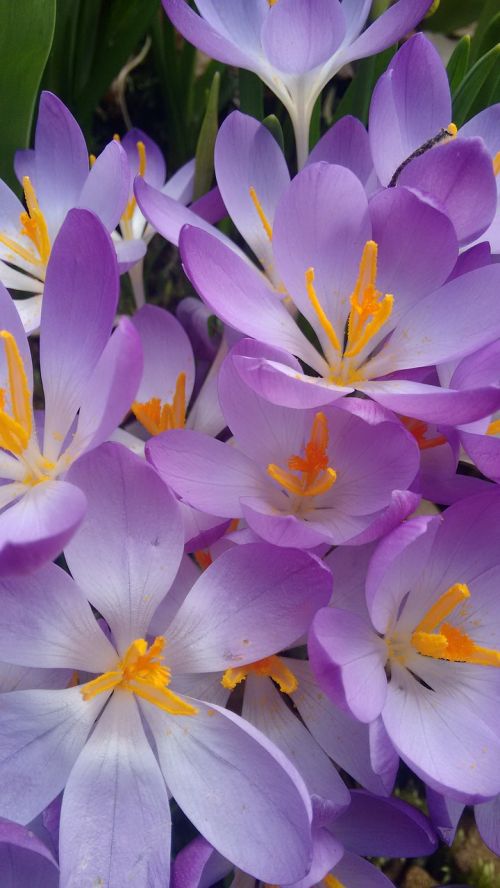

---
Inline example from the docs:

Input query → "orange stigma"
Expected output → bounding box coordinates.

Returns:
[132,371,186,435]
[344,241,394,359]
[401,416,446,450]
[268,411,337,498]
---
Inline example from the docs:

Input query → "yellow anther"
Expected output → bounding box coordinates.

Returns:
[0,177,51,269]
[493,151,500,177]
[81,636,198,715]
[268,411,337,498]
[344,240,394,359]
[121,140,147,225]
[487,419,500,436]
[89,153,96,168]
[113,133,121,142]
[305,267,341,353]
[268,0,278,6]
[249,186,273,242]
[411,582,500,667]
[221,655,298,694]
[0,331,32,456]
[132,371,186,436]
[446,122,458,138]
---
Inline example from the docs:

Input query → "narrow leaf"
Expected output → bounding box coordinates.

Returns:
[453,43,500,126]
[447,36,471,95]
[193,71,220,201]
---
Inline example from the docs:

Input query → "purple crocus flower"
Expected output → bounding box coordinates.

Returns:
[1,92,138,333]
[369,33,500,249]
[179,160,500,425]
[162,0,433,167]
[173,790,437,888]
[147,338,420,549]
[114,302,230,551]
[0,442,333,885]
[309,490,500,801]
[0,209,142,575]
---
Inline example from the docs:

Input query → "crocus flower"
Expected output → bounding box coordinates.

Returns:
[147,338,420,549]
[162,0,433,167]
[309,490,500,801]
[114,302,230,550]
[0,442,334,885]
[2,92,137,333]
[0,209,142,575]
[369,33,500,249]
[180,161,500,425]
[173,790,437,888]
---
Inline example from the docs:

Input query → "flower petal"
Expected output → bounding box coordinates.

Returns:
[261,0,345,74]
[78,140,129,231]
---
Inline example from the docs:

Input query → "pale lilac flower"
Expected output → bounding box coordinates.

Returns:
[0,209,142,575]
[162,0,433,167]
[310,491,500,801]
[2,92,136,333]
[0,443,332,885]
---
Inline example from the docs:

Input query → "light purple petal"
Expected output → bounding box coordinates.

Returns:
[162,0,255,70]
[342,0,434,66]
[262,0,345,74]
[40,209,118,459]
[65,442,184,652]
[78,140,129,230]
[214,111,289,275]
[122,128,166,188]
[33,92,89,237]
[146,429,268,518]
[329,851,394,888]
[0,687,105,823]
[308,115,374,187]
[0,561,117,672]
[0,480,86,578]
[132,304,195,407]
[309,607,388,723]
[398,138,497,245]
[426,788,464,846]
[358,380,500,426]
[59,693,171,888]
[164,542,331,672]
[135,177,225,247]
[194,0,267,59]
[14,148,36,185]
[369,34,451,186]
[144,697,313,884]
[114,236,147,274]
[172,836,231,888]
[67,318,143,456]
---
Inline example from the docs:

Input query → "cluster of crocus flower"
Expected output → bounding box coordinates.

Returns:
[0,2,499,886]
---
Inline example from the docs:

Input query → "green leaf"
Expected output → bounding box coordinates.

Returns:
[452,43,500,125]
[423,0,485,33]
[474,10,500,59]
[0,0,56,190]
[471,0,500,62]
[446,35,471,94]
[262,115,284,153]
[194,71,220,201]
[239,70,263,120]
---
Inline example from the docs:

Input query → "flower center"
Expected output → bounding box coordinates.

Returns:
[80,636,198,715]
[267,411,337,498]
[410,583,500,667]
[132,371,186,435]
[221,654,298,694]
[0,176,51,274]
[305,240,394,384]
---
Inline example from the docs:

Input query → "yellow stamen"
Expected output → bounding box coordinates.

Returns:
[323,876,346,888]
[249,186,273,242]
[268,0,278,6]
[122,140,147,223]
[487,419,500,436]
[305,267,341,353]
[344,241,394,359]
[221,655,298,694]
[132,371,186,435]
[0,331,32,456]
[81,636,198,715]
[268,411,337,498]
[447,122,458,139]
[89,153,96,168]
[113,133,121,142]
[494,151,500,177]
[0,177,51,269]
[411,583,500,667]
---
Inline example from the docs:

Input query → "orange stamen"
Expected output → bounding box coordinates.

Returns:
[132,372,186,435]
[268,411,337,498]
[221,655,298,694]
